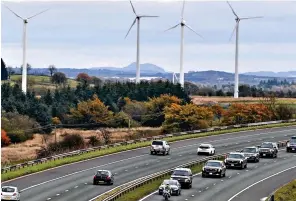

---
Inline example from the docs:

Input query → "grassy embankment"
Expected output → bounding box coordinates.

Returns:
[2,122,295,182]
[274,179,296,201]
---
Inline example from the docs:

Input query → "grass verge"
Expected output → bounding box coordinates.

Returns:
[274,179,296,201]
[113,157,224,201]
[2,122,295,182]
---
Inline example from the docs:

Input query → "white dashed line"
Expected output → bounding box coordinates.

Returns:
[248,141,250,143]
[255,166,258,168]
[213,183,216,186]
[246,170,249,172]
[229,176,232,178]
[146,164,149,166]
[206,187,209,190]
[135,167,138,169]
[192,195,195,197]
[237,173,240,175]
[47,198,51,200]
[125,170,128,172]
[65,190,68,192]
[85,183,87,185]
[199,191,202,193]
[56,194,60,196]
[221,180,224,182]
[74,186,78,188]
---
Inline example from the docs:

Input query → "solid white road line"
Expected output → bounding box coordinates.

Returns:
[227,165,296,201]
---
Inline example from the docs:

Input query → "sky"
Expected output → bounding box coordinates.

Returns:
[1,0,296,73]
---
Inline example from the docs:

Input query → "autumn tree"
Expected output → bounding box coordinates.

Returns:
[122,100,147,122]
[76,73,91,85]
[1,129,11,147]
[142,94,182,127]
[48,65,57,77]
[51,72,67,85]
[162,103,214,133]
[211,104,225,122]
[70,94,113,125]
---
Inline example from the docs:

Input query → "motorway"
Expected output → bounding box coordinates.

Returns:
[2,126,296,201]
[142,150,296,201]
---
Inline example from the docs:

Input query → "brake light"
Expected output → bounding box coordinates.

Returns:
[13,193,17,196]
[106,176,110,180]
[94,176,96,179]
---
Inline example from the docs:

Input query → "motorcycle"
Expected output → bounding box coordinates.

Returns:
[162,189,171,201]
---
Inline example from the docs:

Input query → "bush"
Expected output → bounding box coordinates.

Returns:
[1,112,40,143]
[1,129,11,147]
[60,134,85,150]
[110,111,140,128]
[87,135,101,146]
[276,105,295,120]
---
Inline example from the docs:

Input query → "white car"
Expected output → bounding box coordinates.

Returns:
[197,144,215,155]
[1,186,20,201]
[150,140,170,155]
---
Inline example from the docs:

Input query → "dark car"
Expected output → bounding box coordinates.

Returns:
[241,147,260,162]
[225,152,247,169]
[259,142,277,158]
[93,170,114,185]
[287,136,296,152]
[170,168,193,189]
[158,179,181,196]
[202,160,226,178]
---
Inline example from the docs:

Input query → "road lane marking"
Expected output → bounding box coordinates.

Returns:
[260,197,268,201]
[227,165,296,201]
[47,198,51,200]
[56,194,60,196]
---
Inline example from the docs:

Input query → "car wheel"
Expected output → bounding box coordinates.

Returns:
[197,152,200,155]
[202,173,206,178]
[223,172,226,177]
[167,149,170,155]
[159,191,162,195]
[93,181,96,185]
[274,154,277,158]
[245,163,247,168]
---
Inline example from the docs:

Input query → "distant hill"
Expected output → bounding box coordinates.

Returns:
[92,62,166,74]
[243,71,296,78]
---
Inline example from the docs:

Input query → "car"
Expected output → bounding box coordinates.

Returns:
[170,168,193,189]
[197,144,215,155]
[224,152,247,169]
[287,136,296,152]
[259,142,278,158]
[150,140,170,155]
[1,186,20,201]
[158,179,181,196]
[241,146,260,162]
[93,170,114,185]
[202,160,226,178]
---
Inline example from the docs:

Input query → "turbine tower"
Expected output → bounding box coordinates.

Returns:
[227,1,263,98]
[3,4,49,94]
[125,0,158,84]
[165,0,203,88]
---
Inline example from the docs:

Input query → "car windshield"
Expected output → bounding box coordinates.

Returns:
[290,138,296,143]
[96,171,109,176]
[162,180,178,185]
[228,154,243,159]
[152,141,163,146]
[200,145,210,149]
[261,143,273,148]
[206,162,221,167]
[243,148,256,153]
[2,187,15,193]
[173,170,189,176]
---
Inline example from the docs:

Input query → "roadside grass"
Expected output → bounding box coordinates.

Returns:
[2,122,296,182]
[114,160,224,201]
[274,179,296,201]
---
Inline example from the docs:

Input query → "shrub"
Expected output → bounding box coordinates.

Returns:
[276,105,295,120]
[100,128,111,145]
[60,134,85,150]
[88,135,101,146]
[1,129,11,147]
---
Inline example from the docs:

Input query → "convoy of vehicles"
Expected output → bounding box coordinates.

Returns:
[1,186,20,201]
[197,144,216,155]
[286,136,296,152]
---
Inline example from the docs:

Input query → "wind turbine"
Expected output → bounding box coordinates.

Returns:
[165,0,203,88]
[3,3,49,94]
[227,1,263,98]
[125,0,158,84]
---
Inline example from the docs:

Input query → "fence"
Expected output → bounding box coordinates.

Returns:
[1,119,295,173]
[95,139,288,201]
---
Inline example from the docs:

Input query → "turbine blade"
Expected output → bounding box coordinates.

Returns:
[2,3,23,19]
[164,23,180,32]
[130,0,137,15]
[181,0,186,19]
[240,16,264,20]
[27,8,50,19]
[140,15,159,18]
[125,18,137,39]
[185,24,204,39]
[226,1,238,18]
[228,22,238,42]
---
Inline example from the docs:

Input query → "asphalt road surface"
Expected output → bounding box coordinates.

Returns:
[2,126,296,201]
[142,150,296,201]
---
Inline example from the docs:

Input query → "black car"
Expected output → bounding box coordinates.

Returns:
[170,168,193,189]
[225,152,248,169]
[259,142,277,158]
[202,160,226,178]
[93,170,114,185]
[241,147,260,162]
[287,136,296,152]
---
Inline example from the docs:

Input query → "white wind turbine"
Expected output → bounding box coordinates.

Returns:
[125,0,158,84]
[227,1,263,98]
[3,3,49,94]
[165,0,203,88]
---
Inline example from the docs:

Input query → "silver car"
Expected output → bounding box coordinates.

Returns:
[1,186,20,201]
[158,179,181,196]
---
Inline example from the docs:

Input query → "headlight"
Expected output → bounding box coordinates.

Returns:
[159,187,163,189]
[185,179,190,182]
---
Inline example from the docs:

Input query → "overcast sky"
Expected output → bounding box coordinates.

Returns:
[1,0,296,73]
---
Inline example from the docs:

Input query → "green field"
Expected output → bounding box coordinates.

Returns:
[2,75,78,96]
[274,179,296,201]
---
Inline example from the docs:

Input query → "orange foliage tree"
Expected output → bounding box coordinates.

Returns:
[211,104,225,122]
[222,103,274,125]
[76,73,91,85]
[162,103,214,133]
[1,129,11,147]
